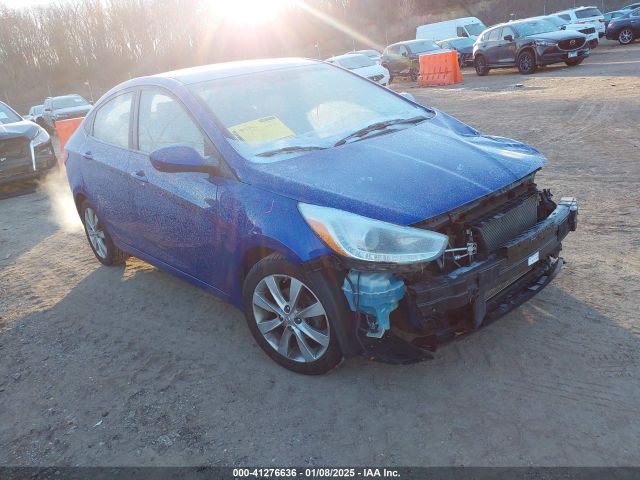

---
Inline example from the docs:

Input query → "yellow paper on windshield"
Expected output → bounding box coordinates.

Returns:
[229,116,295,145]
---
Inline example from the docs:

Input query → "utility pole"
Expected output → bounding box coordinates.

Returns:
[84,80,94,103]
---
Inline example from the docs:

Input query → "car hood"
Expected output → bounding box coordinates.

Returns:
[0,120,39,140]
[243,111,545,225]
[526,30,587,41]
[55,105,92,115]
[457,45,474,54]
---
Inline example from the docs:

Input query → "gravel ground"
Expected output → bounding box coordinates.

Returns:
[1,41,639,467]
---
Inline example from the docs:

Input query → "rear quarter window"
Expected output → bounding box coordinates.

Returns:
[576,7,602,18]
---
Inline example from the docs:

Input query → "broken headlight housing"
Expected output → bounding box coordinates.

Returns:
[32,127,50,147]
[299,203,448,264]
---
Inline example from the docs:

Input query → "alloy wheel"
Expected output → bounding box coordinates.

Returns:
[252,274,330,363]
[84,207,107,259]
[519,54,532,72]
[619,29,633,44]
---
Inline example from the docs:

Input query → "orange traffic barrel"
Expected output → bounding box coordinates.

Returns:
[417,50,463,87]
[55,117,84,156]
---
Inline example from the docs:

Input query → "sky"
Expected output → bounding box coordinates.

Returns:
[1,0,51,8]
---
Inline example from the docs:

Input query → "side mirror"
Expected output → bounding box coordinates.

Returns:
[399,92,416,103]
[44,108,51,113]
[561,25,567,30]
[150,145,219,175]
[504,35,514,41]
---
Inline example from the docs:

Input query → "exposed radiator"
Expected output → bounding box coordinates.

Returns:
[471,193,539,252]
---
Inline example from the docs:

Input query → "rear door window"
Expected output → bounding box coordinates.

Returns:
[576,7,602,18]
[92,92,133,148]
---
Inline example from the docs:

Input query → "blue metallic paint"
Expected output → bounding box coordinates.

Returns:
[65,59,546,308]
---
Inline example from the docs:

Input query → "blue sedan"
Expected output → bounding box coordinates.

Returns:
[65,58,578,374]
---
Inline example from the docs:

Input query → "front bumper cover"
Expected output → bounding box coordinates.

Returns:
[356,197,578,363]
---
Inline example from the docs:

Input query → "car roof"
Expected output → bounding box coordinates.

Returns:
[388,39,438,48]
[436,37,472,43]
[327,53,369,62]
[154,58,319,85]
[556,5,600,14]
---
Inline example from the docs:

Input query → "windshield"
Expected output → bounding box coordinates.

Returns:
[31,105,44,115]
[576,7,602,18]
[465,23,487,35]
[545,16,567,27]
[356,50,380,58]
[407,40,441,54]
[335,55,376,69]
[512,19,557,36]
[449,37,475,48]
[190,63,431,162]
[53,95,89,110]
[0,102,22,124]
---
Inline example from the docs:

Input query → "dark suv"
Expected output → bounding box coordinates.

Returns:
[380,39,443,81]
[473,19,590,75]
[42,94,92,132]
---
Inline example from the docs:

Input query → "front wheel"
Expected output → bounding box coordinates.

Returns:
[618,28,634,45]
[243,254,343,374]
[517,51,537,75]
[474,55,489,76]
[565,58,584,67]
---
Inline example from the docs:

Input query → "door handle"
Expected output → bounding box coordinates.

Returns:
[131,170,149,183]
[82,151,93,160]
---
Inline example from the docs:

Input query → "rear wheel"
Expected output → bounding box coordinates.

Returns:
[517,51,537,75]
[618,28,634,45]
[565,58,584,67]
[80,200,129,266]
[474,55,489,76]
[243,254,343,374]
[410,68,419,82]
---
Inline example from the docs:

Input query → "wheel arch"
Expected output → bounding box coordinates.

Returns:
[517,46,537,63]
[234,237,308,306]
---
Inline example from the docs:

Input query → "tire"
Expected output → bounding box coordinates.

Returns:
[410,68,419,82]
[565,58,584,67]
[588,39,598,49]
[80,199,129,266]
[474,55,489,76]
[517,50,537,75]
[242,253,343,374]
[618,28,634,45]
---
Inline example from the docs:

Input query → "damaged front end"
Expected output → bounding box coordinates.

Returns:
[305,177,579,364]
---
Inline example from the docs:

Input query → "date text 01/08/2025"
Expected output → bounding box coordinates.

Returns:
[232,468,400,478]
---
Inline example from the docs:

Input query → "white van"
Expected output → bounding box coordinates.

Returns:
[416,17,487,41]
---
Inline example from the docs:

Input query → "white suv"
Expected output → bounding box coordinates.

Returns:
[555,6,606,38]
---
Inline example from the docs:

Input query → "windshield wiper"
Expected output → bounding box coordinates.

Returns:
[255,145,327,157]
[334,115,430,147]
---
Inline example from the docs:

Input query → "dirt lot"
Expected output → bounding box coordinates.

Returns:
[1,41,639,467]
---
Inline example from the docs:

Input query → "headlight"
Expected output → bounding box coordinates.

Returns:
[298,203,448,264]
[32,127,50,147]
[534,40,557,47]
